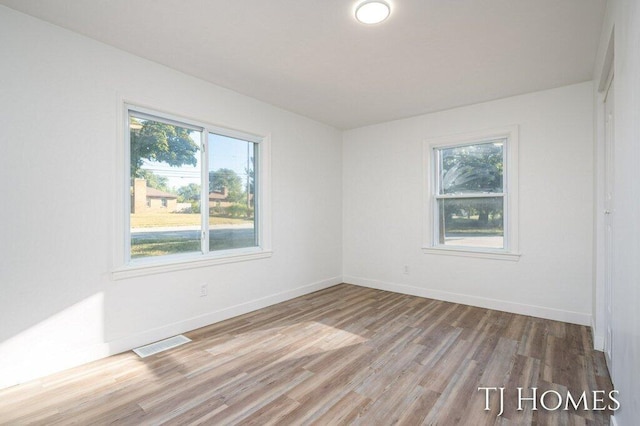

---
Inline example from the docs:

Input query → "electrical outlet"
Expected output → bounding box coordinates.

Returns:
[199,284,208,297]
[403,265,409,274]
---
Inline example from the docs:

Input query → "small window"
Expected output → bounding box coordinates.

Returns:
[424,127,519,260]
[118,104,271,276]
[435,140,505,249]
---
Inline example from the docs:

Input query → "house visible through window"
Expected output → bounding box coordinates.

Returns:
[425,126,519,259]
[127,106,261,263]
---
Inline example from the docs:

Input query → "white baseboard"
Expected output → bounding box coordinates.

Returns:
[591,317,605,351]
[106,276,342,355]
[0,342,113,391]
[343,275,591,326]
[592,334,605,351]
[0,276,341,390]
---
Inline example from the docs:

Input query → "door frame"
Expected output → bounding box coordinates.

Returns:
[602,70,614,372]
[593,28,614,362]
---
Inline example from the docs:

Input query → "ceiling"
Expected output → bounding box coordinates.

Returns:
[1,0,606,129]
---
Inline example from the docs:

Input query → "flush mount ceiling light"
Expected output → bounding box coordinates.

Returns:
[355,1,391,24]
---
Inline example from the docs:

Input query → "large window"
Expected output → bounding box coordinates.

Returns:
[424,127,519,260]
[118,105,270,276]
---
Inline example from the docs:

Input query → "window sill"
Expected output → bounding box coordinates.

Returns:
[422,246,521,261]
[112,248,273,280]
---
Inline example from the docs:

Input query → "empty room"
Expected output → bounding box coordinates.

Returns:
[1,0,639,424]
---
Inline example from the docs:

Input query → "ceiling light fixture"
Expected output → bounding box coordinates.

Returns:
[355,1,391,25]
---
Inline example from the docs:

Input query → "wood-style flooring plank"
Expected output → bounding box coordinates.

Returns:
[0,284,613,425]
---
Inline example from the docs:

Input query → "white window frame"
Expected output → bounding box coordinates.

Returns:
[422,126,520,261]
[112,103,272,280]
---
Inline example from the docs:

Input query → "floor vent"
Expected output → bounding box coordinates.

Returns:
[133,335,191,358]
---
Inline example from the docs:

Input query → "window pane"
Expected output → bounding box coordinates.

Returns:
[439,141,504,194]
[208,133,257,252]
[437,197,504,249]
[129,114,202,259]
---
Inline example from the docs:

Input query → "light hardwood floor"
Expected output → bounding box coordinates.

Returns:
[0,284,613,425]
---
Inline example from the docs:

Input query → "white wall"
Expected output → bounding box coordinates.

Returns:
[343,82,594,325]
[593,0,640,423]
[0,6,342,389]
[2,3,627,402]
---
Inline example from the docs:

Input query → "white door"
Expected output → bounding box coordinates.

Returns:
[603,74,615,373]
